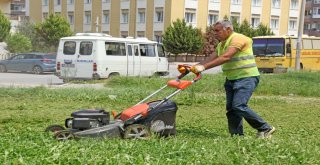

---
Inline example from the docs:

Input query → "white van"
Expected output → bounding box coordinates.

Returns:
[55,33,169,81]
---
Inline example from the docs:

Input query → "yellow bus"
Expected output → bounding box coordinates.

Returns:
[252,35,320,73]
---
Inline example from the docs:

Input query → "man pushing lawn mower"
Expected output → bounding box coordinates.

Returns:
[187,20,275,138]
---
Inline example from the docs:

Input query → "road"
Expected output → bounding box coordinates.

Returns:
[0,63,221,88]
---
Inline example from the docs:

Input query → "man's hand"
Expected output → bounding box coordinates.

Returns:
[190,64,205,74]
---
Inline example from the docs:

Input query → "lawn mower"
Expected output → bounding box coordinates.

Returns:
[45,64,201,140]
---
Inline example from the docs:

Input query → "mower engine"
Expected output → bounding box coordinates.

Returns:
[65,109,110,130]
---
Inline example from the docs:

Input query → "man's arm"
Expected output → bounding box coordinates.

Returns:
[200,47,239,70]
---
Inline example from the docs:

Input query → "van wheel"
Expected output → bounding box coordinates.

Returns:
[0,65,7,72]
[33,66,43,74]
[108,73,120,78]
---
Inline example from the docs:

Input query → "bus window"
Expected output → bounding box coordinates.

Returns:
[313,40,320,49]
[157,44,165,57]
[105,42,126,56]
[253,38,285,56]
[303,39,313,49]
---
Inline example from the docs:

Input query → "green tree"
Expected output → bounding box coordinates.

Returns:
[35,14,73,51]
[163,19,204,55]
[17,19,46,52]
[238,19,255,38]
[254,24,274,36]
[6,33,32,53]
[0,10,11,42]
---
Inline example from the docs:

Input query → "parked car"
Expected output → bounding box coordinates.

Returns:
[0,52,56,74]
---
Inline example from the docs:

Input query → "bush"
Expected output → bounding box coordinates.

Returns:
[6,33,32,53]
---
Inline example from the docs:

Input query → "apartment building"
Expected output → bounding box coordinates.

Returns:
[25,0,302,42]
[304,0,320,36]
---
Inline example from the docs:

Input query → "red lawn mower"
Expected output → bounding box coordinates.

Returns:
[45,64,201,140]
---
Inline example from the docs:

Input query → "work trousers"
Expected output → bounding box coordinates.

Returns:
[224,76,270,136]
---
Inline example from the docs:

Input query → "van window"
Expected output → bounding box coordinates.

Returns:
[157,45,165,57]
[140,44,155,57]
[128,45,132,56]
[80,41,93,55]
[63,41,76,55]
[134,45,139,56]
[105,42,126,56]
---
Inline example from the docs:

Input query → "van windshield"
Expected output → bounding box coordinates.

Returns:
[253,38,285,57]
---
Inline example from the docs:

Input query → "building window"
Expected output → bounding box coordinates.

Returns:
[137,31,145,37]
[68,0,74,5]
[290,0,298,9]
[272,0,281,8]
[211,0,220,2]
[315,0,320,4]
[55,0,61,5]
[102,0,110,3]
[121,9,129,24]
[85,11,91,24]
[305,9,312,16]
[289,20,297,30]
[121,31,128,38]
[155,7,163,22]
[68,12,74,25]
[251,17,260,28]
[154,31,162,43]
[252,0,262,7]
[304,23,311,30]
[138,8,145,23]
[155,35,162,43]
[103,10,109,24]
[185,9,196,23]
[208,11,219,25]
[84,0,92,4]
[230,14,240,23]
[313,7,320,15]
[271,18,279,29]
[232,0,241,5]
[43,0,48,6]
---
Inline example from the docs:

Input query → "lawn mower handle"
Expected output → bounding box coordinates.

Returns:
[177,64,202,82]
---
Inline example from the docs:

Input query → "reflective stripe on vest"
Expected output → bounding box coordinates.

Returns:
[216,32,259,79]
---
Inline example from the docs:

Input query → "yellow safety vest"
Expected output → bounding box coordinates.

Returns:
[216,32,260,80]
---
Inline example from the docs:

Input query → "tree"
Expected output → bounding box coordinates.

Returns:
[0,10,11,42]
[202,25,218,56]
[6,33,32,53]
[35,14,73,51]
[254,24,274,36]
[238,19,255,38]
[17,19,45,52]
[162,19,204,55]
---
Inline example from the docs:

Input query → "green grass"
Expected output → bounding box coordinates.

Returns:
[1,72,320,164]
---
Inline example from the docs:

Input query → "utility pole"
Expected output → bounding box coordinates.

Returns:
[296,0,306,70]
[96,16,99,32]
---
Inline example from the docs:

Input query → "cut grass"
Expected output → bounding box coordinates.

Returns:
[0,72,320,164]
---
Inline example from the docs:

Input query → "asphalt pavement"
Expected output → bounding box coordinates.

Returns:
[0,63,221,88]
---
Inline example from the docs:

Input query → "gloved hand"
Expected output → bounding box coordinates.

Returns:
[190,64,205,74]
[177,64,191,74]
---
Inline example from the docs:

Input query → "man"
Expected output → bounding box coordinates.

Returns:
[191,20,275,138]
